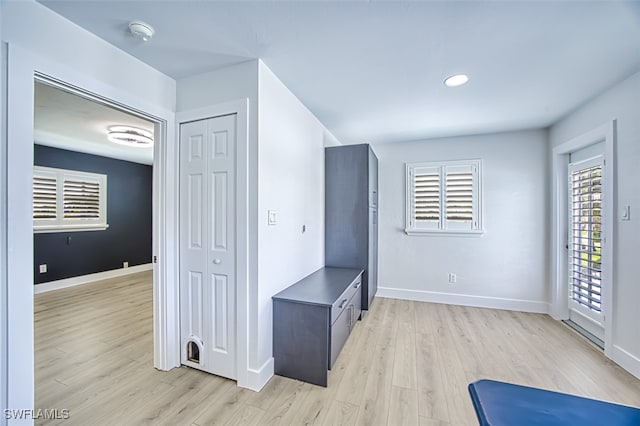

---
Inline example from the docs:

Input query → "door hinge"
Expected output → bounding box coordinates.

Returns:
[153,255,158,263]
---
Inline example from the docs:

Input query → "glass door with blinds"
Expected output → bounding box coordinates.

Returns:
[568,151,605,342]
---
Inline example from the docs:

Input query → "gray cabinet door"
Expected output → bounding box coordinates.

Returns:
[368,146,378,208]
[325,144,378,310]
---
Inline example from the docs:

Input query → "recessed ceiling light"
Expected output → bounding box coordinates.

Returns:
[108,126,154,148]
[128,20,155,42]
[444,74,469,88]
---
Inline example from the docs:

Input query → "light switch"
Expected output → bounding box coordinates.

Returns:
[39,264,47,273]
[622,205,631,221]
[268,210,277,225]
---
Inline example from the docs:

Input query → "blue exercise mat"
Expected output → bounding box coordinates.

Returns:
[468,379,640,426]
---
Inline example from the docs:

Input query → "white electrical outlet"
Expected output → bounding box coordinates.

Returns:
[39,264,47,274]
[448,273,457,283]
[123,261,129,268]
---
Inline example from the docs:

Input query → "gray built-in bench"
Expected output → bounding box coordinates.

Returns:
[272,267,364,386]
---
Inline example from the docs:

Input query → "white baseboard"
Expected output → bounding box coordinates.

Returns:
[242,357,274,392]
[611,345,640,381]
[34,263,153,294]
[377,286,549,314]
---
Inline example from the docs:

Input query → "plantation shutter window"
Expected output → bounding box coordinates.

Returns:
[33,166,108,233]
[64,177,101,219]
[406,160,482,235]
[410,166,441,231]
[33,169,59,227]
[569,156,603,316]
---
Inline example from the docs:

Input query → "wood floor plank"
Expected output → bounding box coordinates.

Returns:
[34,274,640,426]
[334,324,379,406]
[354,339,395,426]
[220,404,266,426]
[388,385,419,426]
[322,400,359,426]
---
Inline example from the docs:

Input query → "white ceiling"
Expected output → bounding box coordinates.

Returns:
[35,81,155,164]
[38,1,640,144]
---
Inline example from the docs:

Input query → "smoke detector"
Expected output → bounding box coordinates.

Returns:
[128,20,155,42]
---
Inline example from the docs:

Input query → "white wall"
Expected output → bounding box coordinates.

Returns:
[177,60,334,389]
[1,1,176,420]
[177,60,260,389]
[256,61,331,367]
[550,70,640,378]
[374,129,549,312]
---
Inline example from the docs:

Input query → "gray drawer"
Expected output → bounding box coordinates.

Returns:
[329,303,351,369]
[330,276,362,325]
[350,284,362,327]
[329,284,362,369]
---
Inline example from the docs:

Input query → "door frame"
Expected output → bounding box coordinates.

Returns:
[551,120,615,356]
[176,99,250,388]
[3,44,177,414]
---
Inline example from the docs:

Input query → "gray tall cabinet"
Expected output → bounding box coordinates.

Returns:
[325,144,378,310]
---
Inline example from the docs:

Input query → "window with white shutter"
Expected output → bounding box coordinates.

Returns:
[568,156,603,318]
[33,166,108,233]
[405,160,482,235]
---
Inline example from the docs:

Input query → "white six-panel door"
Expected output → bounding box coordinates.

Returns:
[179,114,237,379]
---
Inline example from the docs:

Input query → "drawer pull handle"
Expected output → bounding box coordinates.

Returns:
[339,299,348,309]
[354,282,361,289]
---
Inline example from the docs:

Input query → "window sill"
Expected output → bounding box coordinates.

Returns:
[34,224,109,234]
[404,228,484,237]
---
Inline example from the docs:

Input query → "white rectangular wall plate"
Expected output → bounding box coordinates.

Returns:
[268,210,277,225]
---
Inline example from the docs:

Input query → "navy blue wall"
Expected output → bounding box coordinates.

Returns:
[34,145,152,284]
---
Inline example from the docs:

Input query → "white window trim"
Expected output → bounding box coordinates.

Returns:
[33,165,109,233]
[405,159,483,236]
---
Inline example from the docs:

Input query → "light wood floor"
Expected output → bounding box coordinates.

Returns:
[35,272,640,425]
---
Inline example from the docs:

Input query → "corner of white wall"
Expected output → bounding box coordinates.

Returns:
[243,357,274,392]
[374,130,549,313]
[3,2,177,417]
[255,60,333,377]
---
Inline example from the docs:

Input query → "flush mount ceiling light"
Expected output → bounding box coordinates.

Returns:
[128,20,155,41]
[108,126,154,148]
[444,74,469,87]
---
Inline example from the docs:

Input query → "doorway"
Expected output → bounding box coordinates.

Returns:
[552,121,615,355]
[566,143,605,346]
[32,75,163,409]
[33,79,155,288]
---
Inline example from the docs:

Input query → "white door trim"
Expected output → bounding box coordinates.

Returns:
[551,120,615,357]
[4,43,178,417]
[176,99,250,389]
[0,41,10,426]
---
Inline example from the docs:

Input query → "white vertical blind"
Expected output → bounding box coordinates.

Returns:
[570,161,602,313]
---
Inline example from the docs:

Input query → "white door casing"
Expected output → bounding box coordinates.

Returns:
[180,114,237,380]
[551,120,615,357]
[567,145,605,341]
